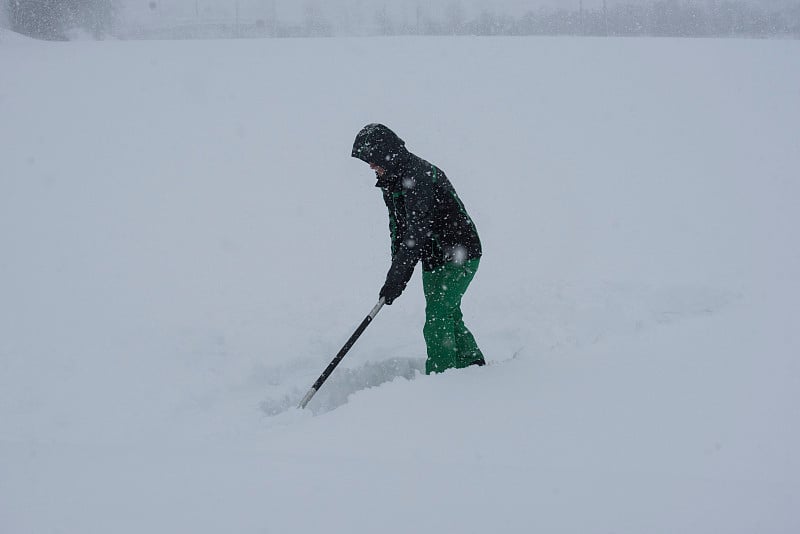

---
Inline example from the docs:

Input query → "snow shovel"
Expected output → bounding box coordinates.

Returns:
[298,298,385,409]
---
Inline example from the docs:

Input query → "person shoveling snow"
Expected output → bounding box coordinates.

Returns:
[352,123,485,375]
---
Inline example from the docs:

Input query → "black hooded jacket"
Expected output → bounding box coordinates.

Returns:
[352,124,482,296]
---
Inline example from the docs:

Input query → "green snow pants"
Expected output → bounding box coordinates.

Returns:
[422,258,484,375]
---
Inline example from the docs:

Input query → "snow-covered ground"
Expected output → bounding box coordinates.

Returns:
[1,33,799,533]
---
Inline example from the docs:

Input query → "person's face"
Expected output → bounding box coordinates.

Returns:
[369,162,386,176]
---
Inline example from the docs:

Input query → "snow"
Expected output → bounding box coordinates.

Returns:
[1,35,799,533]
[0,28,37,43]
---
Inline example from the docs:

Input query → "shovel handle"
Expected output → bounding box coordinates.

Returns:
[298,298,385,409]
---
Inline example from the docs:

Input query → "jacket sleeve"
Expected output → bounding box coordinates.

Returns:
[383,174,435,292]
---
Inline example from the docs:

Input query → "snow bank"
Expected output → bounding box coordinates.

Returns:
[0,28,38,44]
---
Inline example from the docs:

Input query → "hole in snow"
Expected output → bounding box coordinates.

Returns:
[260,357,425,417]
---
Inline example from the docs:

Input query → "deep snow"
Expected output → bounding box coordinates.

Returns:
[1,33,799,533]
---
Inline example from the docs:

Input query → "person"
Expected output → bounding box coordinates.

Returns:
[351,123,485,374]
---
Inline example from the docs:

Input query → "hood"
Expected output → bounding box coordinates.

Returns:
[351,123,410,173]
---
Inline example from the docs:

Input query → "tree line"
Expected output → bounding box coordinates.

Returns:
[461,1,800,38]
[6,0,800,40]
[6,0,116,39]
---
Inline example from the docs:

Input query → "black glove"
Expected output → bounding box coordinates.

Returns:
[379,280,404,305]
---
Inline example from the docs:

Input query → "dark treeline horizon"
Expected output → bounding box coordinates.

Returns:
[6,0,800,40]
